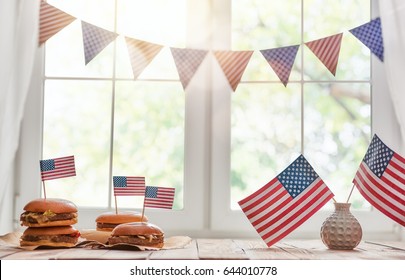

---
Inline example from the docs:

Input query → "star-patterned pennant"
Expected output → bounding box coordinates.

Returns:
[260,45,300,87]
[213,50,253,91]
[305,33,343,76]
[81,21,118,65]
[125,37,163,79]
[170,48,209,90]
[39,0,76,46]
[349,17,384,62]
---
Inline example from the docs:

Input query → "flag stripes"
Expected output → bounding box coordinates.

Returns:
[239,177,333,246]
[354,160,405,226]
[40,155,76,181]
[144,186,175,209]
[113,176,146,196]
[353,134,405,227]
[239,155,334,247]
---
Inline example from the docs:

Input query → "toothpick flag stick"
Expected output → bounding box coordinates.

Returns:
[42,181,47,200]
[114,195,118,215]
[346,184,355,203]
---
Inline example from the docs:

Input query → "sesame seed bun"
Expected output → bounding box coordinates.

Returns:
[108,222,164,248]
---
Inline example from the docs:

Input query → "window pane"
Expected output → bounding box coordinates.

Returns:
[304,82,371,209]
[112,81,185,209]
[42,80,112,207]
[231,84,302,209]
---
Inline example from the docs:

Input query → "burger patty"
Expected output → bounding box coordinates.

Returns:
[96,223,117,229]
[108,235,164,246]
[21,234,78,244]
[20,212,77,224]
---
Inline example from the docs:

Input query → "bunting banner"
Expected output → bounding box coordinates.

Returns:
[213,50,254,91]
[353,134,405,226]
[238,155,334,247]
[349,17,384,62]
[81,21,118,65]
[305,33,343,76]
[260,45,300,87]
[39,0,76,46]
[125,37,163,79]
[38,2,384,90]
[170,48,209,90]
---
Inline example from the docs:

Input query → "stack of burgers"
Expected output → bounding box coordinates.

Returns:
[19,198,81,247]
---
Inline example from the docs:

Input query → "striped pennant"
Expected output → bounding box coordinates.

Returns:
[125,37,163,79]
[260,45,300,87]
[39,0,76,46]
[170,48,209,90]
[305,33,343,76]
[213,50,253,92]
[81,21,118,65]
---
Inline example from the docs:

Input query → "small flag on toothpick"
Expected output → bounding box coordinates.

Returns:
[144,186,175,209]
[238,155,334,247]
[352,134,405,226]
[40,155,76,181]
[113,176,146,196]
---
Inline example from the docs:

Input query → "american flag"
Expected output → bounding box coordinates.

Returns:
[113,176,146,196]
[40,155,76,181]
[238,155,334,247]
[144,186,175,209]
[353,134,405,226]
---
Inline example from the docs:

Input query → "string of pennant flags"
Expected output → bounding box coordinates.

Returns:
[39,0,384,91]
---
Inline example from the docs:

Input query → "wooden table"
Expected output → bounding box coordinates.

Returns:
[1,238,404,260]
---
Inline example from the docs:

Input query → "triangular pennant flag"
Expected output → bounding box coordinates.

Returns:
[39,0,76,46]
[125,37,163,79]
[260,45,299,87]
[349,17,384,62]
[213,50,253,91]
[81,21,118,65]
[305,33,343,76]
[170,48,209,90]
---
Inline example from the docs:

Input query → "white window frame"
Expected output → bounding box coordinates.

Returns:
[14,0,403,240]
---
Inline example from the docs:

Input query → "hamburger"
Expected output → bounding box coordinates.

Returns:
[20,225,80,247]
[108,222,164,248]
[95,211,148,232]
[20,198,78,227]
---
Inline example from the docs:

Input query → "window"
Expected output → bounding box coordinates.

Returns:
[16,0,402,239]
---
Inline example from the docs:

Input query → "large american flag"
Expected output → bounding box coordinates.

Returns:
[238,155,334,247]
[144,186,175,209]
[353,134,405,226]
[113,176,146,196]
[40,155,76,181]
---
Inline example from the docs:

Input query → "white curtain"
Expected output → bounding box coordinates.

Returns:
[378,0,405,154]
[0,0,39,234]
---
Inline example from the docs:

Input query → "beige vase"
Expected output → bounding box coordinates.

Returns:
[320,202,362,250]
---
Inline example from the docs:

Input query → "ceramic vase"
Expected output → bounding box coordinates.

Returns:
[320,202,362,250]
